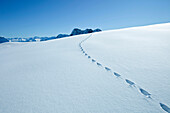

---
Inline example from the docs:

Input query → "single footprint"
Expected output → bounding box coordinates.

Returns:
[88,56,91,58]
[160,103,170,113]
[96,62,102,66]
[85,53,87,56]
[139,88,151,98]
[114,72,121,77]
[92,59,96,62]
[125,79,135,86]
[105,67,111,71]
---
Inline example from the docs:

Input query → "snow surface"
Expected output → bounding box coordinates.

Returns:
[0,23,170,113]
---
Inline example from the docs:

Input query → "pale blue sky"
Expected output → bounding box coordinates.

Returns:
[0,0,170,38]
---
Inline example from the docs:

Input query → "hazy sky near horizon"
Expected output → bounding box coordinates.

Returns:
[0,0,170,38]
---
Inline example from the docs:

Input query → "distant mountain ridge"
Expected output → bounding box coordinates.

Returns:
[3,28,101,43]
[58,28,101,38]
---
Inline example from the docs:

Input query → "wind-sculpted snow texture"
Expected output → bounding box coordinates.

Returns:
[79,23,170,113]
[0,23,169,113]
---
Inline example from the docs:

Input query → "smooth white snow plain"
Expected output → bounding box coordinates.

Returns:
[0,23,170,113]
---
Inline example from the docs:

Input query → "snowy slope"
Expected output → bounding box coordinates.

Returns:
[0,23,170,113]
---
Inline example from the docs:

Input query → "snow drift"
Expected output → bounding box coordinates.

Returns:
[0,23,170,113]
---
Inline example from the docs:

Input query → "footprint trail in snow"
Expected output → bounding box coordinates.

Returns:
[79,34,170,113]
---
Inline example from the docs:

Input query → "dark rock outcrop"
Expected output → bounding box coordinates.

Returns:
[70,28,83,36]
[83,29,93,34]
[93,28,102,32]
[57,34,69,38]
[70,28,101,36]
[0,37,9,43]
